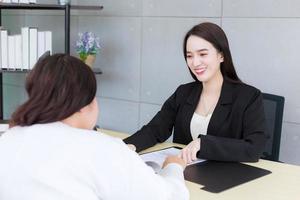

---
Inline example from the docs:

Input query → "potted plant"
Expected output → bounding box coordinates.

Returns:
[75,31,101,67]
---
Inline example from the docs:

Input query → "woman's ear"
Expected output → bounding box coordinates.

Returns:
[78,106,85,113]
[219,52,224,63]
[78,104,90,114]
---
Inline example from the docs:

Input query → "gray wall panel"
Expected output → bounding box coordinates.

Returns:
[143,0,221,17]
[223,0,300,17]
[70,16,79,56]
[98,97,139,134]
[73,0,141,16]
[139,103,173,142]
[139,102,160,129]
[78,17,141,101]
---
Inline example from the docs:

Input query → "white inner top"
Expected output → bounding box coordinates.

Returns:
[190,112,212,140]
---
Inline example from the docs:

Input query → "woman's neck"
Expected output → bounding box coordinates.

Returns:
[202,72,224,95]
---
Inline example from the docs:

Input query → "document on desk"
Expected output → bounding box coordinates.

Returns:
[140,147,205,169]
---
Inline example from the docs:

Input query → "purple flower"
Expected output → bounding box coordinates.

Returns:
[75,32,101,60]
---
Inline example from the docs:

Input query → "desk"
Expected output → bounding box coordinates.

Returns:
[100,128,300,200]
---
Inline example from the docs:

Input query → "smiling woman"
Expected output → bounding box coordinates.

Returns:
[124,22,267,163]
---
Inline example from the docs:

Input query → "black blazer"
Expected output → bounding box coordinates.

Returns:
[124,80,267,162]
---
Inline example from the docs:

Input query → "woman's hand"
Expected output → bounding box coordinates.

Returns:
[127,144,136,151]
[179,138,201,164]
[162,155,187,169]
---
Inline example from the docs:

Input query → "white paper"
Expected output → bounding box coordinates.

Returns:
[140,147,205,168]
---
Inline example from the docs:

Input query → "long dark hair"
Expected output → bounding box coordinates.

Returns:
[10,54,97,127]
[183,22,241,83]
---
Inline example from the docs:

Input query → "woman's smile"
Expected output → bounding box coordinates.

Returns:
[194,67,207,76]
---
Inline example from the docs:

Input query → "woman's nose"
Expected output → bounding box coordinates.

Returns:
[192,56,202,66]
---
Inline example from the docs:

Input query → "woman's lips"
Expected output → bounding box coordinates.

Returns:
[194,67,206,75]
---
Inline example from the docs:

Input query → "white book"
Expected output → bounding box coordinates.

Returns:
[2,0,12,3]
[19,0,29,3]
[8,35,15,70]
[21,27,30,70]
[44,31,52,55]
[37,31,45,59]
[29,28,38,69]
[15,35,22,70]
[0,31,2,69]
[1,30,8,69]
[11,0,19,3]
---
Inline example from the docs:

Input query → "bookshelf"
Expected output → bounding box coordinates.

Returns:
[0,3,103,120]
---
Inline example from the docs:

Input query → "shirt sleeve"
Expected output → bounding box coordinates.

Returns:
[123,90,179,152]
[92,138,189,200]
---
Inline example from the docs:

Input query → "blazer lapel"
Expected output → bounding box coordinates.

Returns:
[207,80,233,135]
[181,83,202,142]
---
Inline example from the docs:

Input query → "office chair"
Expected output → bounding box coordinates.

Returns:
[261,93,285,162]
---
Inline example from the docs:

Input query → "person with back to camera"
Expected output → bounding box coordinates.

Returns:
[125,22,267,163]
[0,54,189,200]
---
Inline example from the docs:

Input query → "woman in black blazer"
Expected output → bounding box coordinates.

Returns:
[124,22,267,163]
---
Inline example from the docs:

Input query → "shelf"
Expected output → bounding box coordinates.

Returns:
[0,3,103,119]
[0,3,103,11]
[0,3,66,10]
[0,68,102,75]
[0,69,30,73]
[70,5,103,10]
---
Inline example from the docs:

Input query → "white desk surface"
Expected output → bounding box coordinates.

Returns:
[100,128,300,200]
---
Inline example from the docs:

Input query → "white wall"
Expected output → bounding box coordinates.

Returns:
[2,0,300,165]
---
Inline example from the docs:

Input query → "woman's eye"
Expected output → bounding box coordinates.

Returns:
[200,54,207,56]
[186,55,192,58]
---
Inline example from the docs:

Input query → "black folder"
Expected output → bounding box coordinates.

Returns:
[184,161,272,193]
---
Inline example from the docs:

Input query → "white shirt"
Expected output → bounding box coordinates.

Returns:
[190,112,212,140]
[0,122,189,200]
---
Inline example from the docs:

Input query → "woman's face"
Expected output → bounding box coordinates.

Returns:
[186,35,224,83]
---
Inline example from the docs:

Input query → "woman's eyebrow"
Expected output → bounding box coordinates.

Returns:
[187,48,209,53]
